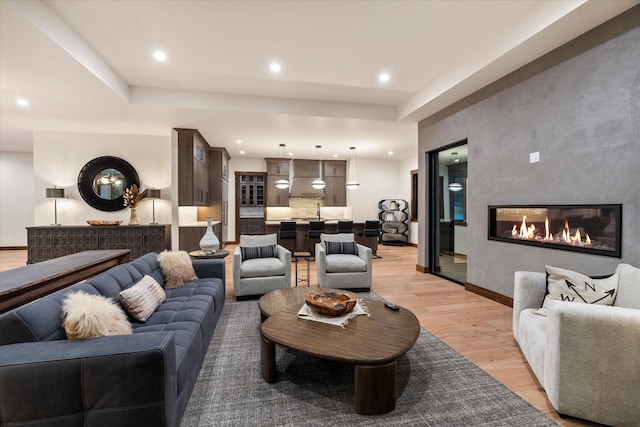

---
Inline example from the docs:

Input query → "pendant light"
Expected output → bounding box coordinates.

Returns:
[311,145,326,189]
[346,146,360,190]
[274,144,290,190]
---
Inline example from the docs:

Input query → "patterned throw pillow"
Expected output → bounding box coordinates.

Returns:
[120,275,167,322]
[62,291,132,339]
[241,244,277,261]
[157,250,198,289]
[325,241,358,255]
[534,265,619,316]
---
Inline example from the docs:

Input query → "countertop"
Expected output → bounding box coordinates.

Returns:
[179,221,221,227]
[264,219,361,225]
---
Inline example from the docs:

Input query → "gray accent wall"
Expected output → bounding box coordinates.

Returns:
[417,6,640,298]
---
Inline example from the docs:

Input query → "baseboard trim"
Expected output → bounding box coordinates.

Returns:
[416,264,429,273]
[465,282,513,308]
[410,242,418,248]
[0,246,27,250]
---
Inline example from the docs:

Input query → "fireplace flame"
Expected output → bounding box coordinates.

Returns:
[512,215,593,247]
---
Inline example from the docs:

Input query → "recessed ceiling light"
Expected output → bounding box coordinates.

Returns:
[269,62,281,73]
[333,154,338,158]
[388,151,394,155]
[236,139,242,144]
[240,150,245,155]
[288,152,293,157]
[153,50,167,62]
[16,98,29,107]
[378,72,390,82]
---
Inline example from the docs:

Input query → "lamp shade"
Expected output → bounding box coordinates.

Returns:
[146,189,161,199]
[46,188,65,198]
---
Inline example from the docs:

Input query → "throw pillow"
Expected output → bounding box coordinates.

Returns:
[157,250,198,289]
[534,265,619,316]
[62,291,132,340]
[241,244,277,261]
[325,240,358,255]
[120,275,167,322]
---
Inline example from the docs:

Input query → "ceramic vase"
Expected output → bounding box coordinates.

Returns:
[199,216,220,253]
[128,207,139,225]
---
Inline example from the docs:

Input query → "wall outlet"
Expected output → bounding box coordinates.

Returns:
[529,152,540,163]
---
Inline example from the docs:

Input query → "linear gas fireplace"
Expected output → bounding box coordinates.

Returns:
[488,204,621,257]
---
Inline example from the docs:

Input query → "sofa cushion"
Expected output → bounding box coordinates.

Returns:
[241,244,277,261]
[614,263,640,309]
[62,291,132,339]
[240,257,285,278]
[158,250,198,289]
[120,275,167,322]
[326,254,367,273]
[535,265,619,316]
[239,234,277,248]
[325,241,358,255]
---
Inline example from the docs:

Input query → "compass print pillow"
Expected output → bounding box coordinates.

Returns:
[534,265,619,316]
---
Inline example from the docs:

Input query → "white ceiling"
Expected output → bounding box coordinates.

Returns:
[1,0,636,160]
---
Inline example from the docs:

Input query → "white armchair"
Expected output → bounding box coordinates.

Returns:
[315,233,371,291]
[513,263,640,426]
[233,234,291,300]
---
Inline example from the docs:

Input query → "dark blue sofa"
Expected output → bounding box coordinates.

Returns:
[0,252,226,427]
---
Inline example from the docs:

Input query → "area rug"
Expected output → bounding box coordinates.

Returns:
[181,294,557,426]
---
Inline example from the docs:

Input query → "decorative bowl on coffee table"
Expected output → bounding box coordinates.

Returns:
[306,292,357,316]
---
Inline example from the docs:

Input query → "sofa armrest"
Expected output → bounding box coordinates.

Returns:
[232,247,242,284]
[512,271,546,342]
[276,245,292,285]
[544,301,640,424]
[192,258,225,282]
[0,331,177,427]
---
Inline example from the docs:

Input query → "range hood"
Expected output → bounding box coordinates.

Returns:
[289,159,325,198]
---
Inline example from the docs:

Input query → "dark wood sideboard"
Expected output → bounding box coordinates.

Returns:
[26,225,171,264]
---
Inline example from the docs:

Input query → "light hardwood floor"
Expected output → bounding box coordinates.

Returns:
[0,246,598,426]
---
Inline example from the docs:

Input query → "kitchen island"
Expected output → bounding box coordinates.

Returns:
[264,220,378,255]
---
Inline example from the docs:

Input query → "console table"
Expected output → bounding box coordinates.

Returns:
[26,225,171,264]
[0,249,131,313]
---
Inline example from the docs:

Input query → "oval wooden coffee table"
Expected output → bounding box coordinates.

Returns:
[260,297,420,415]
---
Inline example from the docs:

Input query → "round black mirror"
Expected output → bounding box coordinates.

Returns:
[78,156,140,211]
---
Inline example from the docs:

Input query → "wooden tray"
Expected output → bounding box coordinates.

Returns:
[87,220,122,226]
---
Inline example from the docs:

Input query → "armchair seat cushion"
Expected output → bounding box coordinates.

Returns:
[326,254,367,273]
[240,257,285,278]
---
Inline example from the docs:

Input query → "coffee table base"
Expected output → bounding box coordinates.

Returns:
[260,334,397,415]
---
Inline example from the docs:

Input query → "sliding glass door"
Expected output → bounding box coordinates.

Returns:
[428,141,468,284]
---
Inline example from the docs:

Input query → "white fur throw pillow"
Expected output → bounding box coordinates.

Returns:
[157,250,198,289]
[62,291,132,340]
[120,275,166,322]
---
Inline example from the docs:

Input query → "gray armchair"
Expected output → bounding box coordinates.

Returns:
[315,233,371,291]
[233,234,291,299]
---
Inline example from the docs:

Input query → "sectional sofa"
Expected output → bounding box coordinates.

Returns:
[0,252,226,427]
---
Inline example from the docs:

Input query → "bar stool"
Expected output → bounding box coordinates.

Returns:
[337,220,353,234]
[307,221,325,256]
[278,221,297,252]
[363,220,381,258]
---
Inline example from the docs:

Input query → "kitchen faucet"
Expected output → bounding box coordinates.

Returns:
[316,203,321,221]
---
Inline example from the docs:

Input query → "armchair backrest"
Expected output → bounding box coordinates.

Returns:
[239,234,277,248]
[614,263,640,309]
[320,233,355,246]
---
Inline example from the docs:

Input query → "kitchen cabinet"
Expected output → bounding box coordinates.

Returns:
[210,147,231,246]
[266,158,290,207]
[239,175,264,206]
[177,129,210,206]
[238,218,264,235]
[323,160,346,206]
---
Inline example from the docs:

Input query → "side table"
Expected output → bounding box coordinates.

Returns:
[189,249,230,259]
[293,251,311,287]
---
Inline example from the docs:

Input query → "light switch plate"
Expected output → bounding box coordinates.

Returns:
[529,152,540,163]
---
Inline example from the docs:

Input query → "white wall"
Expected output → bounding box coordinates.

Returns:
[0,152,34,246]
[346,158,402,222]
[33,131,172,226]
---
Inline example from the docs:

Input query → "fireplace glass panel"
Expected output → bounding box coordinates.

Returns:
[488,205,621,257]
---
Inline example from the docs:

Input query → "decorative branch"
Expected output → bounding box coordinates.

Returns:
[123,184,147,208]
